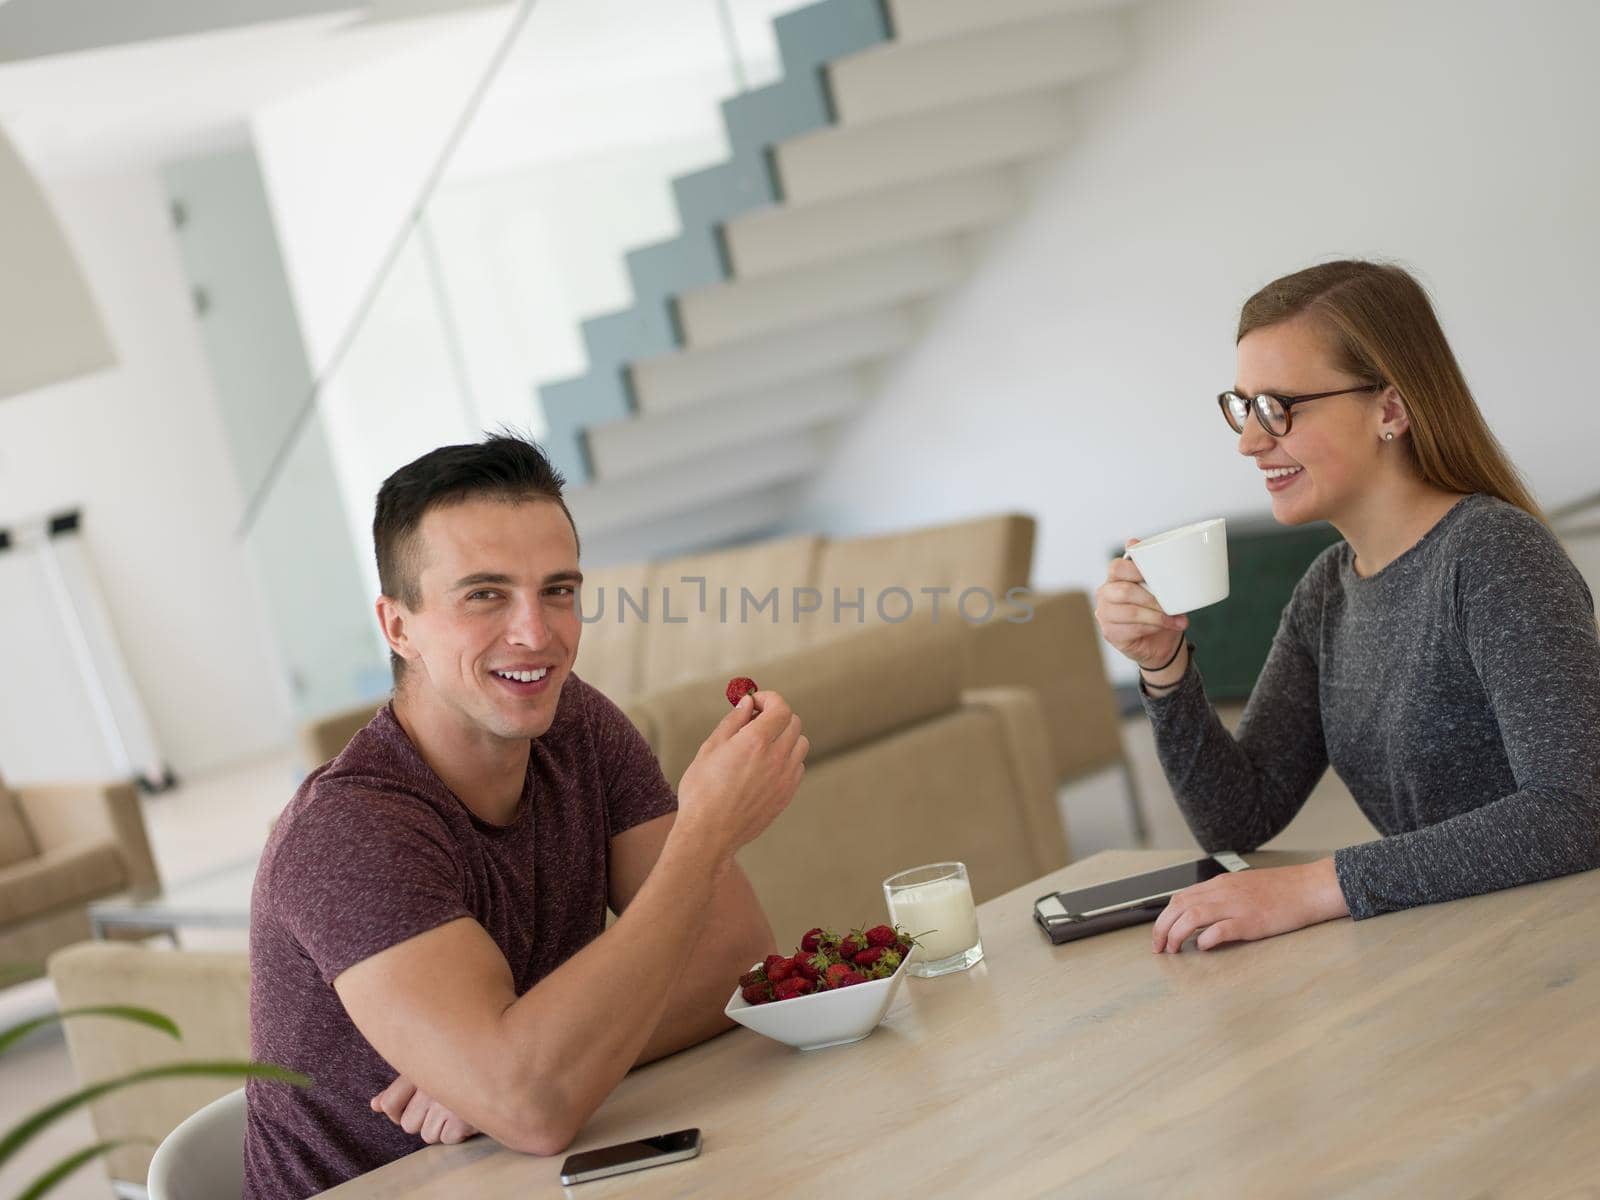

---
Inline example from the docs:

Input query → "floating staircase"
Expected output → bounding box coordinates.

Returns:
[545,0,1139,546]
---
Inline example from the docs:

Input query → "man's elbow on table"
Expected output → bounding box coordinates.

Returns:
[496,1106,579,1159]
[478,1048,587,1157]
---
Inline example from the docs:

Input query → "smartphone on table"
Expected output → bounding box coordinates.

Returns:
[1033,853,1250,944]
[558,1128,702,1185]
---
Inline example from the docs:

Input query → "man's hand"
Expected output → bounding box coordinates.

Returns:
[371,1075,479,1145]
[674,690,807,864]
[1151,859,1349,953]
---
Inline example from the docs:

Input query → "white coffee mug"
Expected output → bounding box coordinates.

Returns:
[1125,518,1229,615]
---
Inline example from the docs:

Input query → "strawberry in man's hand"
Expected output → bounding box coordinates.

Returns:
[725,676,759,707]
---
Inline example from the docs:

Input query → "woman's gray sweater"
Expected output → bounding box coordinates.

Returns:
[1140,493,1600,919]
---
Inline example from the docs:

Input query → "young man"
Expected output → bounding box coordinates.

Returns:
[244,435,805,1198]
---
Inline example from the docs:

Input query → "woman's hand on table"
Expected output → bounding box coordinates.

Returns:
[371,1074,479,1145]
[1151,859,1349,953]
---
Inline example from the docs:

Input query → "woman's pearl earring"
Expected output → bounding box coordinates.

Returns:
[1384,432,1395,442]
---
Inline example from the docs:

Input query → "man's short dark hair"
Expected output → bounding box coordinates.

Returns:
[373,434,578,675]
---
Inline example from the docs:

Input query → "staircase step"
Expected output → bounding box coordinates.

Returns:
[671,159,776,241]
[773,0,892,82]
[774,89,1075,206]
[579,483,803,568]
[829,10,1128,126]
[580,304,679,377]
[667,0,892,252]
[623,227,726,324]
[587,371,865,479]
[538,371,633,484]
[722,167,1019,280]
[630,307,915,413]
[886,0,1138,43]
[566,431,825,535]
[677,238,965,348]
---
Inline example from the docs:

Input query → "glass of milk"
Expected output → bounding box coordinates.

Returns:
[883,862,983,978]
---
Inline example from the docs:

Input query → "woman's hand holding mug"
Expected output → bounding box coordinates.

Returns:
[1095,537,1189,684]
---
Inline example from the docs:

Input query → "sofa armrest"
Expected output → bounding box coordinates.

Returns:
[15,781,158,892]
[0,841,127,926]
[297,700,386,771]
[964,590,1127,783]
[961,686,1072,874]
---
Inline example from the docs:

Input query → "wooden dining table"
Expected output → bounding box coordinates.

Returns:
[320,848,1600,1198]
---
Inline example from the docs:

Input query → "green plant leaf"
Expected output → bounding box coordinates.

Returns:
[0,1060,311,1170]
[0,1006,181,1057]
[13,1138,148,1200]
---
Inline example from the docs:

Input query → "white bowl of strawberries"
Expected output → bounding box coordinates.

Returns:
[724,924,917,1051]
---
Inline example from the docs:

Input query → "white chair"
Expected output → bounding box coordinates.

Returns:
[146,1088,245,1200]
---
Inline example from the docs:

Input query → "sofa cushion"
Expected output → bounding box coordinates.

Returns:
[735,702,1059,941]
[0,787,36,869]
[0,840,126,926]
[639,534,822,694]
[573,561,659,701]
[638,616,967,787]
[806,512,1035,645]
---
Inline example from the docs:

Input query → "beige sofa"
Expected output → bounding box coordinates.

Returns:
[632,615,1068,939]
[49,618,1068,1187]
[299,512,1138,835]
[0,771,159,977]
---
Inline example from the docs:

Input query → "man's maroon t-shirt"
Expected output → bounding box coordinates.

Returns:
[243,676,677,1199]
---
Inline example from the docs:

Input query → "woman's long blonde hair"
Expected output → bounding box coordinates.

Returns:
[1238,260,1545,524]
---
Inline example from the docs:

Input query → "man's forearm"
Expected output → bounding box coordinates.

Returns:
[636,864,776,1066]
[492,829,730,1152]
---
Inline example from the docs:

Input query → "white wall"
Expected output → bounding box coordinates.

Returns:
[0,168,294,779]
[795,0,1600,679]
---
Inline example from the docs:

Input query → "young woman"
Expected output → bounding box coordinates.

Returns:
[1095,260,1600,953]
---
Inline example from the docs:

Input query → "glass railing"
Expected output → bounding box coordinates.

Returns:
[206,0,819,717]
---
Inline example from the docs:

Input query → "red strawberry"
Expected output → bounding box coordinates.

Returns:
[853,946,886,968]
[794,955,822,983]
[823,962,855,990]
[763,954,787,976]
[725,677,759,707]
[864,924,898,949]
[738,968,766,988]
[742,982,773,1005]
[837,934,865,960]
[837,969,867,987]
[773,976,813,1001]
[766,956,796,983]
[800,927,826,954]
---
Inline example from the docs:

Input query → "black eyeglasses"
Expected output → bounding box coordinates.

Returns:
[1218,384,1381,437]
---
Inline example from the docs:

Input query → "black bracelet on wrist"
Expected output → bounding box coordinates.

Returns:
[1140,637,1190,677]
